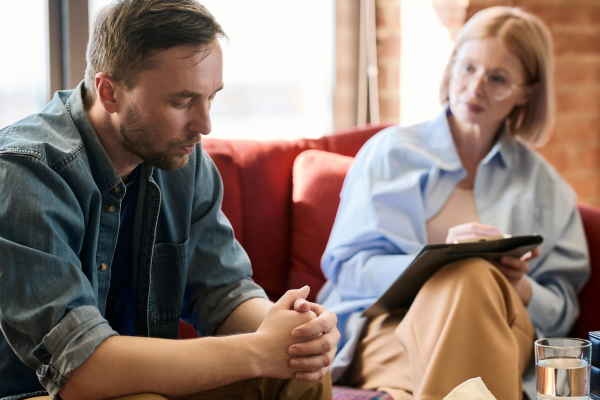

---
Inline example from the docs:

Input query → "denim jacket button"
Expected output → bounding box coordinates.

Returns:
[112,186,121,193]
[107,204,115,212]
[99,263,108,271]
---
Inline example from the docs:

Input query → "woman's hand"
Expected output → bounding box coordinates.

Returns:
[445,222,501,243]
[446,222,540,305]
[493,247,540,305]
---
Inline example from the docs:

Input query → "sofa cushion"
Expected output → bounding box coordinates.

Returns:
[202,125,391,301]
[570,203,600,338]
[290,150,354,302]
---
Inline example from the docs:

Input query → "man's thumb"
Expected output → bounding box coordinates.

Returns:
[275,286,310,310]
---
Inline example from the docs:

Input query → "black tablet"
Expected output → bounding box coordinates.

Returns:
[362,234,544,317]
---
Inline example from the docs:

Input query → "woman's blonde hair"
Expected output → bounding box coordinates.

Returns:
[439,7,554,147]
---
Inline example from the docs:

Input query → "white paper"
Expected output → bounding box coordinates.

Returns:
[443,377,497,400]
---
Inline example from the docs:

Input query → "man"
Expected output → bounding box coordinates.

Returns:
[0,1,339,399]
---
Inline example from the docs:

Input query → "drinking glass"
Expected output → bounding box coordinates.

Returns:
[536,338,592,400]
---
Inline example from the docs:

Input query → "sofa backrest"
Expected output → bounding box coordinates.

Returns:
[202,124,392,300]
[181,125,600,340]
[571,203,600,338]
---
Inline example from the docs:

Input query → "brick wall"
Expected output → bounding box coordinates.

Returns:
[467,0,600,206]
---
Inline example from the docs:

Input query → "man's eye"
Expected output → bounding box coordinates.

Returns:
[173,100,192,109]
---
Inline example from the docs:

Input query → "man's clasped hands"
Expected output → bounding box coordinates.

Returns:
[255,286,340,381]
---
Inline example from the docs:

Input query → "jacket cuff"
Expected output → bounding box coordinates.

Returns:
[197,278,268,337]
[35,306,118,398]
[525,275,561,333]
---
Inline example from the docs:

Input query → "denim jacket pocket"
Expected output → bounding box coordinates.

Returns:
[149,238,189,328]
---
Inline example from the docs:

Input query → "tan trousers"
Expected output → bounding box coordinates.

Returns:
[343,258,535,400]
[30,373,332,400]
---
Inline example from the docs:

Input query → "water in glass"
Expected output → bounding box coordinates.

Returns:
[536,358,590,400]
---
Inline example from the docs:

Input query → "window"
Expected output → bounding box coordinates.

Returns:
[202,0,335,140]
[0,2,49,129]
[399,0,457,126]
[89,0,335,141]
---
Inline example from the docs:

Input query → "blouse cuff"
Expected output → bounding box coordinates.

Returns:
[524,275,561,333]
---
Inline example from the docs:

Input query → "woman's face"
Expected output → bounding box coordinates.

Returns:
[449,37,533,130]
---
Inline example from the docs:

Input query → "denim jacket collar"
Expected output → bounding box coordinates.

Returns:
[64,82,125,196]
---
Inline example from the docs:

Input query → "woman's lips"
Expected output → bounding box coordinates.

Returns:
[464,102,485,113]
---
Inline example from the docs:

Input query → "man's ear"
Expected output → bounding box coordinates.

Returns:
[515,82,539,106]
[95,73,119,114]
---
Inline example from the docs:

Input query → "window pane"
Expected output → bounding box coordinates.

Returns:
[203,0,335,140]
[0,1,49,129]
[89,0,112,29]
[88,0,335,141]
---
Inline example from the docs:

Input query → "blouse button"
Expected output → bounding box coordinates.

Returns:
[99,263,108,271]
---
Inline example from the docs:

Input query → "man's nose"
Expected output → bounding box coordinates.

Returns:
[188,101,212,135]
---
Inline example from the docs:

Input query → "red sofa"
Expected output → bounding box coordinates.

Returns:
[179,124,600,398]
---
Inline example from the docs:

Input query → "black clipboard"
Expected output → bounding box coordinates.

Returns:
[362,234,544,317]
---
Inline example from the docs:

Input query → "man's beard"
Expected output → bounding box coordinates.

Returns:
[119,105,200,171]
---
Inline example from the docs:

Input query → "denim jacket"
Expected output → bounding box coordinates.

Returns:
[0,82,267,399]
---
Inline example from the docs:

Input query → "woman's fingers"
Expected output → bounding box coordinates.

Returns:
[450,222,501,236]
[496,265,522,282]
[499,256,529,273]
[446,222,501,243]
[523,247,541,261]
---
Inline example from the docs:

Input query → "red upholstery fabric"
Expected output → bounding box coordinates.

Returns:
[201,124,391,301]
[290,150,354,302]
[180,126,600,400]
[570,203,600,338]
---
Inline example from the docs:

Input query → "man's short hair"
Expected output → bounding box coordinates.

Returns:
[85,0,226,101]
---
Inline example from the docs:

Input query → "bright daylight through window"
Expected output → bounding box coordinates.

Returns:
[0,1,49,129]
[89,0,335,141]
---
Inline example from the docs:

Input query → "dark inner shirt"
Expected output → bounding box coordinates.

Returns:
[105,167,139,335]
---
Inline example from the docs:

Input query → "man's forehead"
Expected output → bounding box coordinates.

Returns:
[152,41,222,70]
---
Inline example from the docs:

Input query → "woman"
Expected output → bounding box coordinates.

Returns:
[318,6,589,400]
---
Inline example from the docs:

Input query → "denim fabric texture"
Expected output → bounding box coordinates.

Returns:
[0,82,267,398]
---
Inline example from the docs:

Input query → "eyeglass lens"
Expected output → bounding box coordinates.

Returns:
[452,60,515,100]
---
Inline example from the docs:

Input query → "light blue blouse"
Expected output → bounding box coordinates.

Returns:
[318,107,590,387]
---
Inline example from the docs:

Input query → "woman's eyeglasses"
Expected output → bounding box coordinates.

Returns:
[450,59,528,101]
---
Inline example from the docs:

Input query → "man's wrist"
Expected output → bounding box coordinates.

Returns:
[227,332,266,379]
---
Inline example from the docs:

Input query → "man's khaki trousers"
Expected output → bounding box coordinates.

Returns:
[343,258,535,400]
[30,367,332,400]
